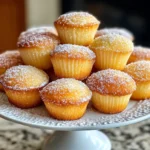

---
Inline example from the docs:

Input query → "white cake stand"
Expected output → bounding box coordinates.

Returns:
[0,92,150,150]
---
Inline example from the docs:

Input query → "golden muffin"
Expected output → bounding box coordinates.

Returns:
[17,32,60,70]
[1,65,49,108]
[95,28,134,41]
[40,78,92,120]
[90,33,134,70]
[128,46,150,63]
[50,44,96,80]
[0,50,23,91]
[54,12,100,46]
[86,69,136,114]
[124,61,150,100]
[0,50,23,75]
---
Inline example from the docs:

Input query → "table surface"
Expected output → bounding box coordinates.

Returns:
[0,118,150,150]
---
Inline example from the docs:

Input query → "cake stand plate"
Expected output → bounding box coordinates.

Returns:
[0,92,150,150]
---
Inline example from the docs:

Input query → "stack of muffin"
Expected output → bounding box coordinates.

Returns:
[0,12,150,120]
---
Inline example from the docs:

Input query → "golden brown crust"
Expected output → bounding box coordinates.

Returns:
[95,28,134,40]
[54,21,99,29]
[44,101,88,120]
[40,78,92,105]
[0,50,23,69]
[128,46,150,63]
[86,69,136,96]
[4,87,42,108]
[50,44,96,60]
[3,82,46,92]
[8,97,41,109]
[17,32,60,49]
[124,60,150,83]
[90,33,134,53]
[2,65,49,90]
[54,12,100,28]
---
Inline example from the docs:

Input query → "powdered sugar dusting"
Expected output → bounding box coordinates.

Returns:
[55,12,100,26]
[51,44,96,59]
[26,26,57,35]
[124,60,150,82]
[132,46,150,59]
[91,33,134,52]
[95,28,134,40]
[17,32,59,48]
[40,78,92,104]
[86,69,136,95]
[3,65,49,90]
[0,50,23,69]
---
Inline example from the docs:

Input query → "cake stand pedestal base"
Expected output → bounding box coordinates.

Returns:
[42,130,111,150]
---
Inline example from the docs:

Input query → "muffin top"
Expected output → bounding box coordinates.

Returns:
[0,50,23,69]
[3,65,49,90]
[54,12,100,27]
[86,69,136,96]
[26,26,58,36]
[128,46,150,62]
[40,78,92,105]
[50,44,96,60]
[17,31,60,49]
[90,33,134,53]
[124,61,150,82]
[95,28,134,40]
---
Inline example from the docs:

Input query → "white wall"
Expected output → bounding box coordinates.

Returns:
[25,0,60,29]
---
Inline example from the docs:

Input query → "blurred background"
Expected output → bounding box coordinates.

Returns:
[0,0,149,51]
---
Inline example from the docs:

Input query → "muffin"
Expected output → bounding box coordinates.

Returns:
[17,31,60,70]
[1,65,49,108]
[0,50,23,75]
[50,44,96,80]
[40,78,92,120]
[54,12,100,46]
[86,69,136,114]
[0,50,23,91]
[124,61,150,100]
[128,46,150,63]
[95,27,134,41]
[90,33,134,70]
